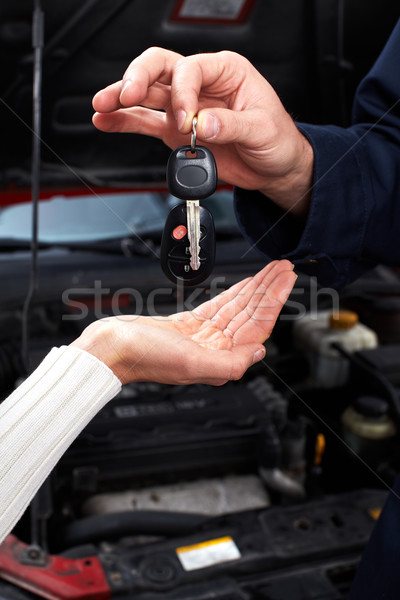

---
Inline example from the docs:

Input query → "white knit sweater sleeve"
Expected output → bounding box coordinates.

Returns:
[0,345,121,543]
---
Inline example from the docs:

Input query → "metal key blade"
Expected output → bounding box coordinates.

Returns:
[186,199,200,270]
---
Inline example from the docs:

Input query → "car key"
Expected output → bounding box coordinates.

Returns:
[167,117,217,270]
[187,198,200,271]
[160,201,216,286]
[161,117,218,285]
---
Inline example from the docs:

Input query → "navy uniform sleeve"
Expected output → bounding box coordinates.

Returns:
[234,18,400,289]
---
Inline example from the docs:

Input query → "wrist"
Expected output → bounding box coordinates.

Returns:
[259,130,314,217]
[70,321,127,383]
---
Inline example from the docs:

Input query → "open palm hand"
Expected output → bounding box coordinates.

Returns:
[73,261,296,385]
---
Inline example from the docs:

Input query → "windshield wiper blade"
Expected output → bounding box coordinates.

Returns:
[0,239,45,251]
[55,236,159,257]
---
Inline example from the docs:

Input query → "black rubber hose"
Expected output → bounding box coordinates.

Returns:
[62,510,211,546]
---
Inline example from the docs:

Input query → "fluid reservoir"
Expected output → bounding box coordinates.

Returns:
[341,395,396,463]
[293,310,378,388]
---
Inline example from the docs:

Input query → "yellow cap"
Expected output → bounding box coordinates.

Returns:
[329,310,359,330]
[368,507,382,520]
[314,433,326,466]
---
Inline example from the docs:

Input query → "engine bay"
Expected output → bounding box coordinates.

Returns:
[0,258,399,599]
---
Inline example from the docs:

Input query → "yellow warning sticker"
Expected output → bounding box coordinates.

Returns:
[176,536,241,571]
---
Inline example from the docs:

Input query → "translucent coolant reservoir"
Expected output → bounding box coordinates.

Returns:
[293,310,378,388]
[341,395,396,464]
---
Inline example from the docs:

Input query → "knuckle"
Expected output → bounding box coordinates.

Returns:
[173,56,201,90]
[217,50,246,64]
[124,47,161,75]
[141,46,164,59]
[174,55,188,71]
[216,50,253,78]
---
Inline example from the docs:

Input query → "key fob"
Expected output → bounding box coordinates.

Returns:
[167,145,217,199]
[160,203,216,286]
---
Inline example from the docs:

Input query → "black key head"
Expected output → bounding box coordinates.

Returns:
[167,145,218,200]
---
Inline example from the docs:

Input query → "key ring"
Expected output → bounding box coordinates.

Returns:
[190,116,197,153]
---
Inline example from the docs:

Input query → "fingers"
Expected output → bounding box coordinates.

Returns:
[232,267,297,345]
[93,107,167,137]
[169,50,260,133]
[211,270,273,330]
[193,261,286,323]
[168,53,231,132]
[192,276,253,322]
[120,48,182,104]
[223,262,293,337]
[93,47,183,114]
[252,259,294,288]
[92,81,123,113]
[200,261,294,330]
[93,48,260,137]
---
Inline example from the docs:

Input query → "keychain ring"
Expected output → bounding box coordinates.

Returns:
[191,116,197,152]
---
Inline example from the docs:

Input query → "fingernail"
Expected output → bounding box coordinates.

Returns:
[176,109,186,130]
[253,348,266,363]
[121,79,132,97]
[203,114,219,139]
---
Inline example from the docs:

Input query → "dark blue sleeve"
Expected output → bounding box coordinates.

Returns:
[234,18,400,289]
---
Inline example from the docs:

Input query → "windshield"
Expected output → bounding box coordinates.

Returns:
[0,189,239,243]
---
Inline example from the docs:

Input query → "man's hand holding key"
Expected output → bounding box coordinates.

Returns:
[92,47,314,217]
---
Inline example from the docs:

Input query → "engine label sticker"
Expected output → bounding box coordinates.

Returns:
[176,536,241,571]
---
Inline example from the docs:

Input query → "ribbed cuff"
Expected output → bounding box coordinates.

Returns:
[0,346,121,542]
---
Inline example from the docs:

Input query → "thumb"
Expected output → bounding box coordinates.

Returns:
[197,107,269,146]
[228,342,267,379]
[196,342,266,384]
[251,344,267,365]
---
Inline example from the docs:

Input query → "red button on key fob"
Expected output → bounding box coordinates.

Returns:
[172,225,187,240]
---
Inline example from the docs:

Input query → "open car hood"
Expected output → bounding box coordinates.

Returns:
[0,0,399,198]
